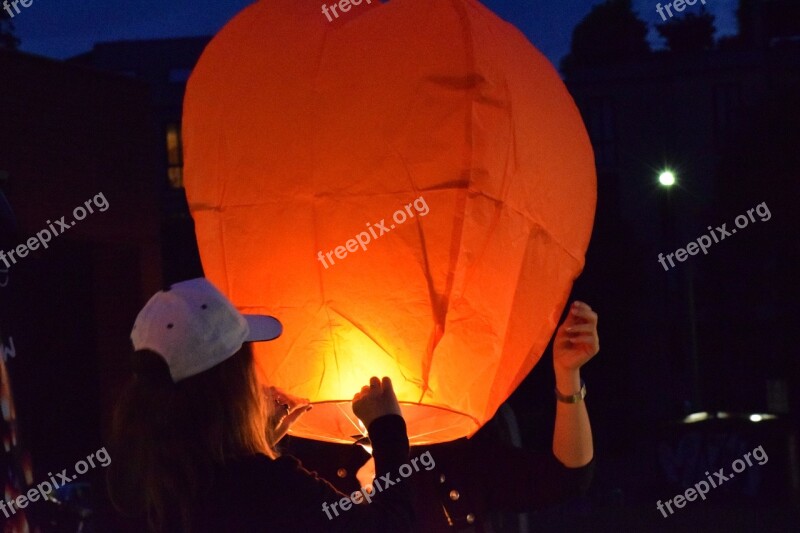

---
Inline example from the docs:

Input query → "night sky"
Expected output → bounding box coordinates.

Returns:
[12,0,739,67]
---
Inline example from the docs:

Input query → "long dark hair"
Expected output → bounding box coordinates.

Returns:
[107,342,277,531]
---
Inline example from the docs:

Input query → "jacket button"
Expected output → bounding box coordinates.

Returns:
[439,474,446,483]
[337,468,347,478]
[466,513,475,524]
[449,490,460,501]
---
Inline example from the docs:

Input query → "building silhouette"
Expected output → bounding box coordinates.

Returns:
[0,46,163,528]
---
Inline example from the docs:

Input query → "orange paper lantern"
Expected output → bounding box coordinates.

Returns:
[183,0,596,445]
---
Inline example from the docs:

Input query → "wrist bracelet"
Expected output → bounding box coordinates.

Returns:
[555,380,586,403]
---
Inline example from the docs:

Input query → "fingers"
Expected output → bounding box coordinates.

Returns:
[265,386,277,404]
[286,401,312,415]
[354,376,395,397]
[565,323,595,334]
[353,384,369,400]
[572,300,591,311]
[567,335,596,344]
[285,404,312,421]
[267,386,310,409]
[566,333,600,355]
[569,301,598,324]
[272,404,312,443]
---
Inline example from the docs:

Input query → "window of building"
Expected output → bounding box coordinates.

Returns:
[166,123,184,189]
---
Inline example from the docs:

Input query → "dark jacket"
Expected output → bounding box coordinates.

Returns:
[406,437,594,531]
[193,414,413,532]
[286,420,594,532]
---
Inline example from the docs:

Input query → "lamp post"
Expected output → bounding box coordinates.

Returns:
[658,168,701,412]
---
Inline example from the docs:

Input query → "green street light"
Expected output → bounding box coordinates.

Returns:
[658,170,676,187]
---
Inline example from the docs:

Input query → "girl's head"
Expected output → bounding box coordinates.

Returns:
[107,279,283,531]
[129,278,282,382]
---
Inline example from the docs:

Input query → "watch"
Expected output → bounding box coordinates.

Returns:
[555,380,586,403]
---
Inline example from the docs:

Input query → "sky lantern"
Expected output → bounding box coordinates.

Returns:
[183,0,596,445]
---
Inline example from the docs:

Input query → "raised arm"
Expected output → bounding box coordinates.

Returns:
[326,377,413,532]
[551,300,598,468]
[274,377,413,532]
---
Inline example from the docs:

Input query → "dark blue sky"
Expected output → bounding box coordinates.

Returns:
[12,0,738,66]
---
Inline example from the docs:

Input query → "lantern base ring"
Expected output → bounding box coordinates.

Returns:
[285,400,481,446]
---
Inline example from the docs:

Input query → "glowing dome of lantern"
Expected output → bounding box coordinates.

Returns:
[183,0,596,445]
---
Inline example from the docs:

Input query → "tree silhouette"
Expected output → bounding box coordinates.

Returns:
[699,80,800,415]
[561,0,651,75]
[738,0,800,47]
[656,10,716,53]
[0,8,20,50]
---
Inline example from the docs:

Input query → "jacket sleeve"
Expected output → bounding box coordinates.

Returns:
[279,414,414,532]
[470,439,595,513]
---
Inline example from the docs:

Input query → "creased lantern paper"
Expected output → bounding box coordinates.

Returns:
[183,0,597,445]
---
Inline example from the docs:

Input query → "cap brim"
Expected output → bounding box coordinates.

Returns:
[244,315,283,341]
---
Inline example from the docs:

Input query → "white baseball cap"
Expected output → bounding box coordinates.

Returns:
[130,278,282,382]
